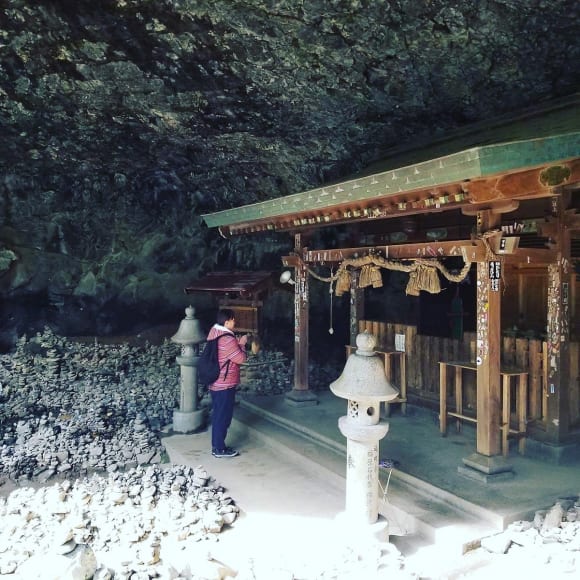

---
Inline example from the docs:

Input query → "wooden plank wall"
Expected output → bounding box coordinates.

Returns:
[356,319,580,426]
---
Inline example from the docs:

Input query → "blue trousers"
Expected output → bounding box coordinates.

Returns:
[210,387,236,450]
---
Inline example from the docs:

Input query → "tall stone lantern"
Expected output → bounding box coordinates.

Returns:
[330,331,399,541]
[171,306,206,433]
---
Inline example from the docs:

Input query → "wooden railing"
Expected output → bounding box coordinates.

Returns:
[356,319,580,427]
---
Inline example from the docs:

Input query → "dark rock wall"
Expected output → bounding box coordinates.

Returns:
[0,0,578,345]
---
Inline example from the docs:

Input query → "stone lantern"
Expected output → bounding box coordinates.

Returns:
[330,331,399,541]
[171,305,206,433]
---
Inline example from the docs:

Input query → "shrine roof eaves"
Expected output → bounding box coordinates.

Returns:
[202,132,580,232]
[184,270,274,295]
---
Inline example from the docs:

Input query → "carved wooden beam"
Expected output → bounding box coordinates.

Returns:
[281,255,301,268]
[459,246,557,264]
[301,241,470,262]
[465,168,551,204]
[297,240,557,264]
[464,159,580,204]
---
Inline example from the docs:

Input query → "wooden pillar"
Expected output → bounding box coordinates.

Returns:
[460,210,513,481]
[286,233,318,406]
[475,260,502,456]
[544,196,571,443]
[349,270,364,346]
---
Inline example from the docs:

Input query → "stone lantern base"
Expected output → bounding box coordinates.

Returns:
[173,408,206,433]
[335,511,390,544]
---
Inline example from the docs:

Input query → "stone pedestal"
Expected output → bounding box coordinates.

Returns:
[524,438,580,464]
[170,305,206,433]
[338,415,389,531]
[172,351,206,433]
[335,511,390,544]
[285,389,319,407]
[173,408,205,433]
[458,452,513,483]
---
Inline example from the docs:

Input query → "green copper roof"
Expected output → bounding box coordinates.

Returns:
[202,131,580,229]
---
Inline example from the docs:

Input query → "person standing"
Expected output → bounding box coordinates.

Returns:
[206,308,247,458]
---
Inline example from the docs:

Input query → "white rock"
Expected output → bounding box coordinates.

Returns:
[222,511,237,525]
[16,544,97,580]
[510,527,539,548]
[0,559,18,574]
[481,531,512,554]
[56,539,78,556]
[110,490,128,505]
[508,520,532,533]
[542,503,565,532]
[93,565,113,580]
[52,525,75,547]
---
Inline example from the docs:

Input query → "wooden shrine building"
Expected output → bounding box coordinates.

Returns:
[201,96,580,477]
[184,270,274,336]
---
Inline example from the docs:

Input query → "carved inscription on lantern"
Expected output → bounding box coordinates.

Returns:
[365,446,378,521]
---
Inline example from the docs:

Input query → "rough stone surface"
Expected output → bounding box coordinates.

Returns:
[0,1,579,345]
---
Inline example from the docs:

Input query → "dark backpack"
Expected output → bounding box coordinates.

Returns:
[198,336,231,388]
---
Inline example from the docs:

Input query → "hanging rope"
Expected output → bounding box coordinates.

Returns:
[479,228,508,290]
[335,269,351,296]
[302,252,472,296]
[480,229,502,261]
[288,226,515,299]
[328,267,334,335]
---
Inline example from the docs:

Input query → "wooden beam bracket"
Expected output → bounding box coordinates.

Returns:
[281,254,301,268]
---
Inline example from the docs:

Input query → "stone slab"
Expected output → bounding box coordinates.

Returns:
[285,389,319,407]
[461,452,513,475]
[524,439,580,464]
[458,465,514,484]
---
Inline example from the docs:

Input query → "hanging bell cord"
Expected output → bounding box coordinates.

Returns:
[328,267,334,335]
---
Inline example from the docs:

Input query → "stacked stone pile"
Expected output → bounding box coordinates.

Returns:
[0,327,311,485]
[0,464,239,578]
[238,351,291,395]
[303,359,342,392]
[0,328,178,484]
[233,350,339,395]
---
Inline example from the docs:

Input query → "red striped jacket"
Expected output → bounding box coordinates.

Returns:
[206,325,247,391]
